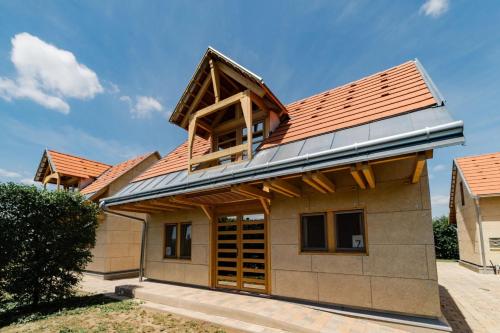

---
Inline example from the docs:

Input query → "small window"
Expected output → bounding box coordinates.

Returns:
[164,222,192,259]
[459,181,465,206]
[335,211,365,252]
[301,213,327,251]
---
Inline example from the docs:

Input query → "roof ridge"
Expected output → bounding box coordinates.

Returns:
[47,149,112,167]
[286,60,415,107]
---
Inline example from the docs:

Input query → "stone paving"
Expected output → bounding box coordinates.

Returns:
[437,261,500,333]
[79,262,500,333]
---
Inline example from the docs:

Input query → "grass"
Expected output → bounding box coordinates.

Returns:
[0,294,229,333]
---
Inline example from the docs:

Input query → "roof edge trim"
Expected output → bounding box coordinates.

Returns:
[414,59,445,106]
[102,119,464,207]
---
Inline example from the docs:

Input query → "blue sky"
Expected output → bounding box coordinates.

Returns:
[0,0,499,217]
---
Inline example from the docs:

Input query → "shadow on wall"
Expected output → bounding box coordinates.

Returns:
[439,285,472,333]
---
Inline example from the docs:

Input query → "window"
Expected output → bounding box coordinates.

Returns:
[335,211,365,252]
[300,213,327,251]
[164,222,191,259]
[299,210,367,254]
[459,181,465,206]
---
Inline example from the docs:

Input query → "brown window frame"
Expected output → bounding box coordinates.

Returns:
[334,210,366,253]
[300,213,328,252]
[299,209,367,255]
[163,222,192,260]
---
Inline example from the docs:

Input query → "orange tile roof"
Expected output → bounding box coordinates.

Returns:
[80,152,158,195]
[133,60,438,182]
[134,138,210,181]
[261,61,437,148]
[456,152,500,196]
[48,150,111,179]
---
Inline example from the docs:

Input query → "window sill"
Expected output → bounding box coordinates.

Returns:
[299,251,367,256]
[162,257,192,262]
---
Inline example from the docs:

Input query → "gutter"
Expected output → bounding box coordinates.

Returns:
[99,202,148,282]
[102,119,464,206]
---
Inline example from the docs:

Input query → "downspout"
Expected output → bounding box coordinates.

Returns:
[473,197,487,271]
[99,201,148,282]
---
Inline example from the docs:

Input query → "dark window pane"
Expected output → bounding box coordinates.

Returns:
[335,212,365,251]
[165,224,177,257]
[180,224,192,258]
[301,214,327,251]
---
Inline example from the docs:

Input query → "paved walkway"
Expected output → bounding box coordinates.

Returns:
[80,275,445,333]
[437,261,500,333]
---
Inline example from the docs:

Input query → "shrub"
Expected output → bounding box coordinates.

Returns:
[433,215,459,259]
[0,183,99,307]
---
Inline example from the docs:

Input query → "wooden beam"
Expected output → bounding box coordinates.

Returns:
[200,205,213,221]
[187,116,197,171]
[190,143,248,165]
[193,91,246,120]
[150,200,194,210]
[213,110,266,135]
[267,179,301,197]
[302,174,327,194]
[411,154,426,184]
[231,184,273,200]
[171,196,203,207]
[350,166,367,189]
[209,59,220,103]
[216,61,265,97]
[180,74,212,128]
[241,94,253,159]
[132,203,173,212]
[111,206,153,214]
[311,172,336,193]
[361,164,376,189]
[259,198,270,215]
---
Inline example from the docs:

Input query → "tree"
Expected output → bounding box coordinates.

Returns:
[0,183,99,307]
[433,215,459,260]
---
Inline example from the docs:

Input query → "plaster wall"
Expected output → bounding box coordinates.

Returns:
[479,196,500,266]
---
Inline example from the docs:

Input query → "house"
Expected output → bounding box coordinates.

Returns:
[34,149,160,279]
[101,47,465,319]
[449,152,500,273]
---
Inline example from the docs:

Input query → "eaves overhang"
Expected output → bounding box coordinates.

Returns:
[102,111,464,207]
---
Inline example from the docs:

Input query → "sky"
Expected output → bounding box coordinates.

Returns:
[0,0,499,217]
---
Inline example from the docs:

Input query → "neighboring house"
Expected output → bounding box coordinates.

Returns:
[101,47,465,319]
[34,149,160,279]
[449,152,500,273]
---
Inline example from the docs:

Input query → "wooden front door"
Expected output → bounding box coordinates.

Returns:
[215,213,268,293]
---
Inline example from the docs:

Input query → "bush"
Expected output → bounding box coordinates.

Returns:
[433,215,459,259]
[0,183,99,307]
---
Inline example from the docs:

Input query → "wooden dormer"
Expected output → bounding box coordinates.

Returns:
[169,47,287,172]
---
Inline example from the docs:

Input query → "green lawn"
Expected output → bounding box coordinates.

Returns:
[0,294,230,333]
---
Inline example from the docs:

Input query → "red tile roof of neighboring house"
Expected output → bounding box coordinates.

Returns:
[80,152,158,195]
[48,150,112,179]
[132,60,439,182]
[455,152,500,196]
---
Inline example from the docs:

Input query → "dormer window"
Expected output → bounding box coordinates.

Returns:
[167,47,287,173]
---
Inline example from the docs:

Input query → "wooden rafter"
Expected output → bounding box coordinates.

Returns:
[265,179,301,197]
[302,174,327,194]
[181,74,212,128]
[209,59,220,103]
[231,184,272,200]
[200,205,214,220]
[350,166,367,189]
[411,154,427,184]
[361,164,376,189]
[133,203,174,212]
[311,172,336,193]
[216,61,265,97]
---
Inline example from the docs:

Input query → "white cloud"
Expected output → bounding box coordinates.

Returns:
[432,164,447,172]
[120,95,164,119]
[431,194,449,206]
[0,168,21,178]
[420,0,449,18]
[20,178,37,185]
[0,32,103,113]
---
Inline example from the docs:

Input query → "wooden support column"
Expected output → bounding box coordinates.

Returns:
[187,116,197,172]
[241,92,253,159]
[209,59,220,103]
[411,154,427,184]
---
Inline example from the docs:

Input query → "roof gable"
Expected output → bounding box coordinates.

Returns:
[34,149,111,182]
[80,152,159,197]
